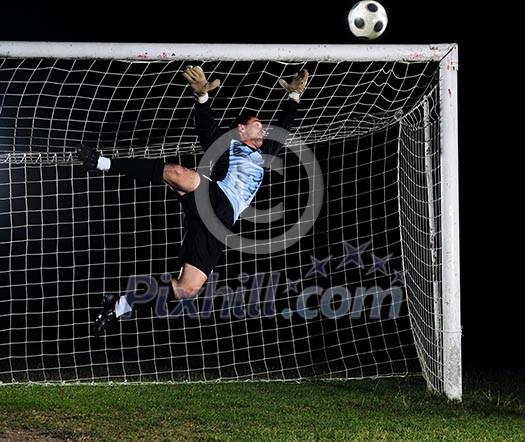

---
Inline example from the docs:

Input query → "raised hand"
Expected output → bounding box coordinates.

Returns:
[182,65,221,97]
[278,68,309,99]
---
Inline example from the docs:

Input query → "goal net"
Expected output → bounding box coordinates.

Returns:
[0,43,461,399]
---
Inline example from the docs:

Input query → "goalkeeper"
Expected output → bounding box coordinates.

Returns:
[77,65,309,337]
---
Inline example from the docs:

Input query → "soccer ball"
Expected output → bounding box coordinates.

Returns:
[347,1,388,40]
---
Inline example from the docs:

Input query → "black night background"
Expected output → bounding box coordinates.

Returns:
[0,0,521,377]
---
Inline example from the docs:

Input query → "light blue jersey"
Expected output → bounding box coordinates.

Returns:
[194,99,299,224]
[216,140,265,222]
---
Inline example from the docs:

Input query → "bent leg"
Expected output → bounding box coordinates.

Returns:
[171,263,208,299]
[78,146,198,194]
[109,158,200,197]
[162,164,200,197]
[105,158,200,197]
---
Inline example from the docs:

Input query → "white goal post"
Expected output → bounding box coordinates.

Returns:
[0,42,461,400]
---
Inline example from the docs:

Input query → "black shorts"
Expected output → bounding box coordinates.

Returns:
[176,179,234,277]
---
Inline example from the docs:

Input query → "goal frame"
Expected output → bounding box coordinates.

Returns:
[0,41,461,400]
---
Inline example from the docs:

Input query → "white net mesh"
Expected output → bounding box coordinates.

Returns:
[0,45,455,391]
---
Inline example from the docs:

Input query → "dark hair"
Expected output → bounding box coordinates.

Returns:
[229,111,259,130]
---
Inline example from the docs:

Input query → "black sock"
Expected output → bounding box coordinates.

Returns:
[110,158,166,184]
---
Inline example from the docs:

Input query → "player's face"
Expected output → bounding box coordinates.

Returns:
[238,117,265,149]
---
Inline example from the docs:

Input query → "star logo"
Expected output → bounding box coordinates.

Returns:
[336,240,371,270]
[305,255,331,278]
[366,252,393,276]
[285,278,300,293]
[391,269,406,285]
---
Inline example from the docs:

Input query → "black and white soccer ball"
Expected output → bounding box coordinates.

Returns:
[348,1,388,40]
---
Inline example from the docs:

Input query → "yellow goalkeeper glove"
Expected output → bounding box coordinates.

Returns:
[182,65,221,97]
[279,68,309,102]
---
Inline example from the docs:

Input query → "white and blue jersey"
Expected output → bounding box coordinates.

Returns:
[216,141,265,222]
[193,99,298,223]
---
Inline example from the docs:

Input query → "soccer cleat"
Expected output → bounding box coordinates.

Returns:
[92,293,118,338]
[76,143,100,172]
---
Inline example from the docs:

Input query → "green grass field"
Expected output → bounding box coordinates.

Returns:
[0,369,523,441]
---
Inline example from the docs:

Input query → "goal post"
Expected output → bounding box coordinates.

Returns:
[0,41,454,61]
[439,47,461,401]
[0,42,461,400]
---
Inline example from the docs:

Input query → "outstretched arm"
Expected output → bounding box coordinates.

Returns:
[182,65,224,150]
[262,69,309,157]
